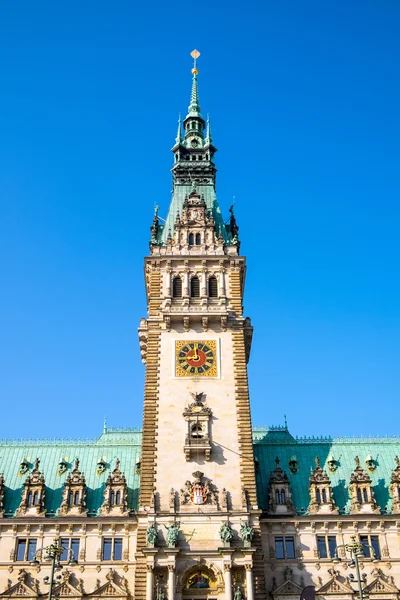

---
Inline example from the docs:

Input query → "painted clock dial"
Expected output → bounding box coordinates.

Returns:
[175,340,217,377]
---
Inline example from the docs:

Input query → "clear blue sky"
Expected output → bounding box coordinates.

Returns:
[1,1,399,439]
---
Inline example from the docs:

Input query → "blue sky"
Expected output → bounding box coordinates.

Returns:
[1,1,399,439]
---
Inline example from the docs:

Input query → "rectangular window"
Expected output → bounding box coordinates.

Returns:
[60,538,80,562]
[27,539,37,562]
[285,536,295,559]
[275,536,295,559]
[360,535,380,559]
[275,536,285,559]
[103,538,112,561]
[328,536,337,558]
[71,539,80,561]
[317,536,328,559]
[16,540,27,562]
[114,538,122,560]
[317,535,337,559]
[60,538,69,562]
[102,538,122,561]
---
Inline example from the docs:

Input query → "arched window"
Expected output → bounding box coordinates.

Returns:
[191,276,200,298]
[398,487,400,500]
[74,491,80,506]
[316,488,321,504]
[27,491,33,506]
[33,491,38,506]
[322,489,327,503]
[68,491,74,507]
[208,276,218,298]
[191,424,203,439]
[195,233,201,245]
[363,488,368,502]
[173,277,182,298]
[188,233,194,245]
[110,490,115,505]
[116,490,121,505]
[275,490,280,505]
[281,489,286,504]
[357,488,363,503]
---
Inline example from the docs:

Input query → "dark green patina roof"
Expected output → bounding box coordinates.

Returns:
[253,426,400,515]
[1,425,399,517]
[0,428,141,517]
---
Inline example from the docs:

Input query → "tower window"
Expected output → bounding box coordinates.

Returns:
[173,277,182,298]
[190,276,200,298]
[208,276,218,297]
[195,233,201,245]
[188,233,194,245]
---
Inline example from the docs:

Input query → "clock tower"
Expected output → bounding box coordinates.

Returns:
[136,51,265,600]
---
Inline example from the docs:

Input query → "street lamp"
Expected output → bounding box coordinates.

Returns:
[30,538,78,600]
[332,535,379,600]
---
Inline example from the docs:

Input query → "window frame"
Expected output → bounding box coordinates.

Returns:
[102,537,123,561]
[274,535,296,559]
[16,538,37,562]
[360,534,381,559]
[316,535,337,559]
[60,538,80,562]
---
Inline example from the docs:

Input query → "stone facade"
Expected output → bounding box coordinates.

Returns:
[1,52,400,600]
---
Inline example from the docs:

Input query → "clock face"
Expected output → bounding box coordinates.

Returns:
[175,340,217,377]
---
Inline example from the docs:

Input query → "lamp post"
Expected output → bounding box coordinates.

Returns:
[332,535,379,600]
[30,538,78,600]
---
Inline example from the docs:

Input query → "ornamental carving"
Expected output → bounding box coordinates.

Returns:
[267,457,295,515]
[349,456,380,514]
[390,456,400,513]
[180,471,218,507]
[58,458,88,516]
[16,459,46,517]
[308,456,338,514]
[0,473,4,518]
[100,458,129,516]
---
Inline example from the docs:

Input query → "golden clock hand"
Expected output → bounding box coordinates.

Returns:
[191,343,200,361]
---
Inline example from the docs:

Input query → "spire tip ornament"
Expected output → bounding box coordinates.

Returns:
[190,49,200,75]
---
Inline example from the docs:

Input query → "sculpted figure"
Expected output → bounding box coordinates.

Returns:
[146,523,158,547]
[165,522,180,547]
[239,520,254,543]
[219,522,234,543]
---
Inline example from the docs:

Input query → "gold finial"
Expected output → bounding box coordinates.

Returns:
[190,49,200,75]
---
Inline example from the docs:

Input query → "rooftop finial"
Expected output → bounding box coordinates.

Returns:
[188,50,201,116]
[191,49,200,75]
[103,416,107,434]
[175,113,182,144]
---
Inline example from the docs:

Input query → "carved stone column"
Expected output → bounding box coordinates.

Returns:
[146,565,154,600]
[223,564,232,600]
[245,565,254,600]
[168,565,175,600]
[165,266,172,297]
[219,266,226,296]
[201,268,207,297]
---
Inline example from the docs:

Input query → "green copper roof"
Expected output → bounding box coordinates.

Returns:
[0,428,141,517]
[159,185,228,244]
[2,425,398,517]
[253,426,400,515]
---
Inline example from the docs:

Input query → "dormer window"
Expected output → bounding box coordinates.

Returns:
[58,458,88,517]
[188,233,194,245]
[308,456,338,514]
[349,456,379,514]
[195,233,201,245]
[267,457,295,515]
[100,458,128,516]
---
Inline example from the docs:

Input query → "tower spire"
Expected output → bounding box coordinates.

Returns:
[187,49,201,117]
[175,113,182,144]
